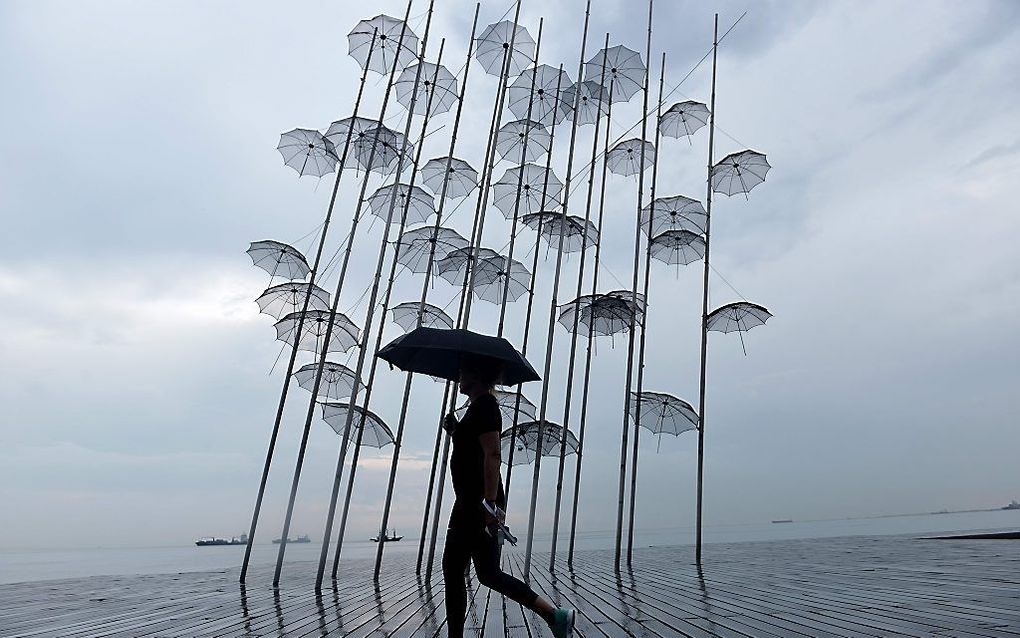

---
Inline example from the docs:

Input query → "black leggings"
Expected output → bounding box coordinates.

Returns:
[442,521,540,637]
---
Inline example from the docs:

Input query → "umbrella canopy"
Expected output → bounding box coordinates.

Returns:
[247,240,311,280]
[474,20,536,77]
[521,212,598,254]
[376,327,540,386]
[434,246,502,287]
[712,150,771,197]
[470,254,531,304]
[456,389,537,424]
[420,157,478,199]
[495,120,551,163]
[639,195,707,236]
[583,44,645,103]
[507,65,573,127]
[649,230,706,267]
[390,301,455,332]
[658,100,711,139]
[348,14,419,75]
[492,163,562,219]
[320,403,395,448]
[274,310,361,354]
[394,225,469,274]
[500,420,578,466]
[294,361,366,402]
[558,292,645,338]
[562,80,610,126]
[276,129,338,178]
[606,138,655,176]
[706,302,772,334]
[395,61,459,117]
[367,183,435,226]
[255,282,331,320]
[628,391,699,436]
[357,128,414,175]
[324,117,386,169]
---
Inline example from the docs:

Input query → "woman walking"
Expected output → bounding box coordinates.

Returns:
[442,355,575,637]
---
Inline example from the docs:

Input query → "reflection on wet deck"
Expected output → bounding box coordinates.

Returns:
[2,534,1019,637]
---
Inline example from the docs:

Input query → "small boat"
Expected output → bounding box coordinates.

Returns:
[771,519,793,524]
[371,529,403,542]
[272,534,311,544]
[1003,500,1020,511]
[195,534,248,546]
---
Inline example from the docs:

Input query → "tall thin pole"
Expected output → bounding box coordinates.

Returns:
[615,0,654,573]
[239,31,379,585]
[373,4,480,582]
[695,13,719,566]
[421,1,524,583]
[567,70,614,570]
[313,0,436,591]
[272,4,415,588]
[522,1,590,580]
[627,50,666,565]
[548,33,610,571]
[330,40,447,579]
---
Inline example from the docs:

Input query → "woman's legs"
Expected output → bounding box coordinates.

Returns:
[442,528,472,638]
[470,528,555,623]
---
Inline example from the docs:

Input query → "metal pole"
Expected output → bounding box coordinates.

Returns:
[330,41,447,578]
[271,5,415,588]
[422,0,524,583]
[614,0,654,573]
[695,13,719,566]
[627,50,666,565]
[548,34,610,572]
[238,30,379,585]
[567,69,614,570]
[522,1,590,580]
[374,4,480,582]
[313,0,437,591]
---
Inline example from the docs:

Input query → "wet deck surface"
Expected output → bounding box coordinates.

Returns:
[3,534,1019,637]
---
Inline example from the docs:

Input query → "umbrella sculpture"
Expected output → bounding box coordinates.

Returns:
[469,254,531,304]
[395,61,459,118]
[629,390,698,451]
[419,157,478,199]
[434,246,502,288]
[521,212,599,254]
[456,389,538,423]
[500,420,579,466]
[366,183,436,226]
[276,129,339,178]
[561,80,610,126]
[255,282,332,319]
[394,226,469,274]
[348,14,419,75]
[558,292,644,342]
[274,310,361,355]
[294,361,366,402]
[639,195,708,236]
[321,403,396,448]
[376,326,541,386]
[358,128,415,175]
[706,301,772,355]
[324,117,387,170]
[390,301,455,332]
[711,149,772,197]
[247,240,312,281]
[508,65,574,127]
[658,100,711,139]
[649,230,706,275]
[491,164,563,218]
[495,120,552,163]
[474,20,536,77]
[606,138,656,177]
[583,44,645,103]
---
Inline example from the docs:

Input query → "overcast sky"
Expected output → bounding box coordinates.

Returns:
[1,0,1018,552]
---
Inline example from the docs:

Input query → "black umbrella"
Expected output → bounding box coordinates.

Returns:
[376,327,540,386]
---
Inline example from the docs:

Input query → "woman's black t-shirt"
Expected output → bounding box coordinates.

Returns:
[449,393,503,527]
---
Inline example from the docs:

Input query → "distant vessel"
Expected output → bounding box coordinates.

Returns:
[771,519,793,524]
[195,534,248,546]
[371,529,403,542]
[272,534,311,544]
[1003,500,1020,511]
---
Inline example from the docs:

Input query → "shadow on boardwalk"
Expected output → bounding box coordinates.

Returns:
[2,535,1019,637]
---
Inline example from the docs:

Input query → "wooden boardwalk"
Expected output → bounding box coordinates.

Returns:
[2,534,1019,637]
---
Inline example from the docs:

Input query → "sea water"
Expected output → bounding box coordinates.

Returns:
[1,508,1017,585]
